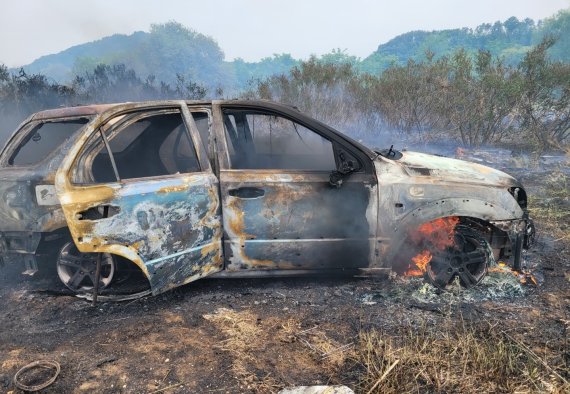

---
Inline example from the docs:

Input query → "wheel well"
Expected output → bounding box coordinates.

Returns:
[113,254,148,276]
[33,227,73,274]
[38,230,151,293]
[385,215,513,270]
[458,217,512,260]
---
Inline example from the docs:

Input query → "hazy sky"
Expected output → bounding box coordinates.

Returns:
[1,0,568,67]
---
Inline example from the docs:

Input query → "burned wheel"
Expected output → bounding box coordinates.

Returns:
[426,225,492,289]
[56,242,115,292]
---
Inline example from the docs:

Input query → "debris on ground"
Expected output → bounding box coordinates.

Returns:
[12,360,60,392]
[279,386,355,394]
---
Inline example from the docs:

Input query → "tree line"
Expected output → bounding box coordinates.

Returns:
[248,37,570,150]
[1,38,569,150]
[0,63,208,141]
[20,11,570,90]
[360,10,570,74]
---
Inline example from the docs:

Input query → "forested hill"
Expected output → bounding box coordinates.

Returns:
[15,9,570,89]
[360,11,569,73]
[18,23,299,91]
[20,31,148,83]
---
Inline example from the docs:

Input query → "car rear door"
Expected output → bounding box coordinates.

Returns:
[55,103,223,295]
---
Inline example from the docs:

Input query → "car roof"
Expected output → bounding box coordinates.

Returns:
[31,104,120,120]
[30,100,297,120]
[30,100,376,159]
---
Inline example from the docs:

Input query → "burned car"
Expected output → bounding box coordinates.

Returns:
[0,100,534,297]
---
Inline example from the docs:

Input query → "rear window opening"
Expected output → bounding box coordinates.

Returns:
[87,111,201,183]
[8,118,90,166]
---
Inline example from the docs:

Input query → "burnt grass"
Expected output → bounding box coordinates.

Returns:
[1,163,569,393]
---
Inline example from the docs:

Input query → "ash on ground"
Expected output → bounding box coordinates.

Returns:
[361,254,544,306]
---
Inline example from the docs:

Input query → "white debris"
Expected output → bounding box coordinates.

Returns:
[279,386,354,394]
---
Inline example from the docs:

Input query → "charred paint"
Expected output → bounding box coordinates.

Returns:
[57,174,223,295]
[50,101,224,295]
[0,100,534,295]
[220,171,374,271]
[157,184,190,194]
[373,155,530,268]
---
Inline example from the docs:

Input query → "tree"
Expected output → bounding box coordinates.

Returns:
[73,63,207,102]
[371,54,449,139]
[442,50,521,146]
[245,57,377,134]
[534,9,570,62]
[517,37,570,148]
[0,67,77,143]
[142,21,227,87]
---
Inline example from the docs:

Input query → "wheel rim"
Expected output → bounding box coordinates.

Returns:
[56,242,115,292]
[426,229,488,289]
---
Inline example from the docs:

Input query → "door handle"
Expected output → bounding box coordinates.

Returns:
[228,187,265,199]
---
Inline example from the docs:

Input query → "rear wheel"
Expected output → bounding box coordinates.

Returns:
[56,242,115,293]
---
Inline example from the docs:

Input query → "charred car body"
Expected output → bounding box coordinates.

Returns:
[0,100,535,296]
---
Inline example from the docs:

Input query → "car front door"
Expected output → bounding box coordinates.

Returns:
[213,103,378,272]
[55,103,223,295]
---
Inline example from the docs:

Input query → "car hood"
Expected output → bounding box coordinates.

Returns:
[385,151,519,188]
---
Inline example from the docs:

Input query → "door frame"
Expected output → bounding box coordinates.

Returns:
[210,101,379,272]
[55,101,224,293]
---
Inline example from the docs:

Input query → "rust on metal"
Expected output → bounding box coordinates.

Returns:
[0,100,534,296]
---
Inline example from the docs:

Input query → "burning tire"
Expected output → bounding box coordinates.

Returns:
[56,242,115,293]
[425,225,492,289]
[392,218,494,289]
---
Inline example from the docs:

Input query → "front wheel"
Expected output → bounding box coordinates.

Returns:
[425,225,492,289]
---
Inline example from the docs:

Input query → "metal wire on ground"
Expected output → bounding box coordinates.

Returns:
[13,360,61,391]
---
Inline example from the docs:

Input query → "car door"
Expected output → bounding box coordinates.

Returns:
[55,103,223,295]
[212,102,378,272]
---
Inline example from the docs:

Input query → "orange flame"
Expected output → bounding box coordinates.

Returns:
[488,261,538,286]
[405,249,432,276]
[404,216,459,276]
[410,216,460,250]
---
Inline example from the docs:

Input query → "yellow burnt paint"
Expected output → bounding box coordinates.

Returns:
[58,184,117,206]
[200,240,220,259]
[224,186,300,270]
[156,184,190,194]
[57,177,152,277]
[73,240,150,278]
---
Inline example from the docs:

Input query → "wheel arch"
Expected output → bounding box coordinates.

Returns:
[382,197,518,266]
[36,226,151,281]
[70,242,151,280]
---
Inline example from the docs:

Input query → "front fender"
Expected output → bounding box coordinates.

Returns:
[395,197,522,234]
[379,196,525,266]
